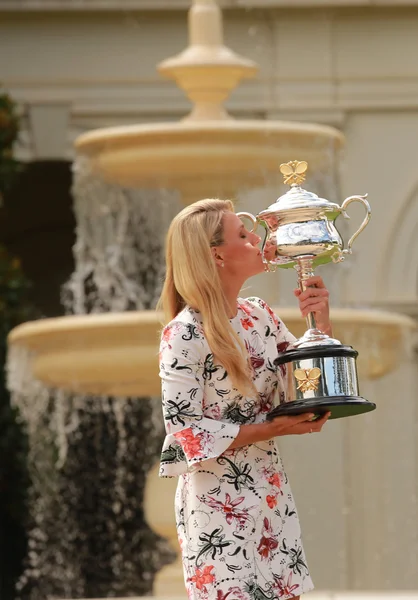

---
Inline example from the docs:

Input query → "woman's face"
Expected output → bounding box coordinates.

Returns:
[214,211,264,280]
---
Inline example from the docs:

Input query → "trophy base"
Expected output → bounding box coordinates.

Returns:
[266,395,376,421]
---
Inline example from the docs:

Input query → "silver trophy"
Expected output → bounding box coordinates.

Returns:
[238,160,376,420]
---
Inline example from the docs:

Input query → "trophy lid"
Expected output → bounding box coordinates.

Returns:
[258,160,340,218]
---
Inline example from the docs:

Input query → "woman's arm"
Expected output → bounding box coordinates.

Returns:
[227,411,330,450]
[160,321,241,467]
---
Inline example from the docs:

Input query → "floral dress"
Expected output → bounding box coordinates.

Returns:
[159,297,314,600]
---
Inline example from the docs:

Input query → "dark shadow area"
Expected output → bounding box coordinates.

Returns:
[0,159,76,318]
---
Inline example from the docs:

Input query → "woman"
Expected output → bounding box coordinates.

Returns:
[158,199,331,600]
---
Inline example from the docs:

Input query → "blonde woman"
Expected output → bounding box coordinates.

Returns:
[158,199,331,600]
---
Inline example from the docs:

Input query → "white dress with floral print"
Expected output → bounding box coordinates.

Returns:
[159,297,314,600]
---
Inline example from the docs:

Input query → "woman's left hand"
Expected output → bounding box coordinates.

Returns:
[294,275,333,336]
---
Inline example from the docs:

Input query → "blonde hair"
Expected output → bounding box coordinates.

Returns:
[157,198,255,397]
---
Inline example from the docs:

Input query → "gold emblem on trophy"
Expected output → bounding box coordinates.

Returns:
[294,368,322,393]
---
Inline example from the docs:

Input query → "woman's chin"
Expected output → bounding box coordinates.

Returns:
[251,264,268,277]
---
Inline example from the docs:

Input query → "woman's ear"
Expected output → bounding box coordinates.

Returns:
[211,246,225,268]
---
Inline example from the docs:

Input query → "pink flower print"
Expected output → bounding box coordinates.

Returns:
[245,337,264,371]
[173,428,204,460]
[203,493,255,528]
[266,494,278,509]
[268,472,282,489]
[277,341,291,376]
[266,472,283,508]
[241,317,254,330]
[273,573,300,598]
[257,517,279,560]
[188,565,215,592]
[161,322,184,349]
[263,301,280,327]
[260,465,276,481]
[160,322,186,360]
[211,404,221,419]
[277,341,290,354]
[216,590,232,600]
[258,389,275,413]
[228,587,247,600]
[240,301,252,316]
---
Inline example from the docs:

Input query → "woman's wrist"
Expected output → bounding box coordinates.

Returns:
[319,321,333,336]
[262,420,277,440]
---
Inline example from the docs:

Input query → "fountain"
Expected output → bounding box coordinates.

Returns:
[7,0,417,597]
[74,0,343,203]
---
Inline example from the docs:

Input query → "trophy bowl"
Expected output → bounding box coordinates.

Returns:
[238,160,376,420]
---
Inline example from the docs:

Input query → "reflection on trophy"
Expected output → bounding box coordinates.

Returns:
[238,160,376,420]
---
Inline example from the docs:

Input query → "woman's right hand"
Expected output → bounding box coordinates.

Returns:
[267,411,331,437]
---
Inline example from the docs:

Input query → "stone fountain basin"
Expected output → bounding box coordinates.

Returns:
[75,120,343,197]
[8,308,415,397]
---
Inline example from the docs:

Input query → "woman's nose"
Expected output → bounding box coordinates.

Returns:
[253,233,261,245]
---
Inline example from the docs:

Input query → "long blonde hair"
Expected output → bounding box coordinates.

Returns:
[157,198,255,397]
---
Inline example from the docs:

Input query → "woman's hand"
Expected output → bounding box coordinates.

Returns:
[294,275,332,335]
[227,411,331,450]
[267,412,331,437]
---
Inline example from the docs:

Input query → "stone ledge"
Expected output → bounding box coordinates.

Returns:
[2,0,418,11]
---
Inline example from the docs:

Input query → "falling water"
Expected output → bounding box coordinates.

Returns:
[7,157,180,599]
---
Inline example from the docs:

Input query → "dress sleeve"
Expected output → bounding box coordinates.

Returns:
[245,296,297,403]
[159,321,240,470]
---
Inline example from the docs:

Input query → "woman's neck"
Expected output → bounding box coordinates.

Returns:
[220,276,244,318]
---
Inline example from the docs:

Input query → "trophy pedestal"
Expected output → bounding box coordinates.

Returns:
[267,344,376,421]
[267,395,375,421]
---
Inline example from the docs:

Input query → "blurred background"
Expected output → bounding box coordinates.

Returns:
[0,1,417,600]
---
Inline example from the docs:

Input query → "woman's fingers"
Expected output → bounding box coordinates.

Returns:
[269,412,315,435]
[289,412,316,423]
[271,412,315,427]
[290,411,331,435]
[304,275,326,288]
[294,276,329,299]
[297,287,329,303]
[269,411,331,436]
[300,301,328,318]
[307,412,331,433]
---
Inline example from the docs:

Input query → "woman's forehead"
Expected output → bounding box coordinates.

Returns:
[222,211,242,231]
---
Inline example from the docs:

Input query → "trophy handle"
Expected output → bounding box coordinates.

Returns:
[237,211,276,272]
[236,211,257,232]
[340,194,371,255]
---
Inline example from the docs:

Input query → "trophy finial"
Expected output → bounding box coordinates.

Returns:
[279,160,308,186]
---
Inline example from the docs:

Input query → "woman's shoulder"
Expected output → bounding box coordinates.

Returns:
[240,296,280,325]
[160,306,206,346]
[240,296,295,343]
